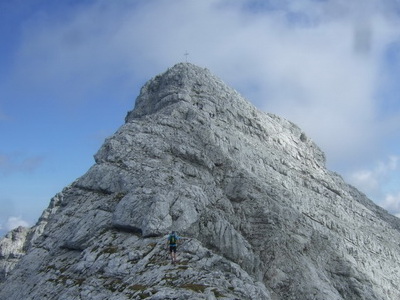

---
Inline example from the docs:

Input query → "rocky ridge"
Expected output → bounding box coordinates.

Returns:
[1,63,400,299]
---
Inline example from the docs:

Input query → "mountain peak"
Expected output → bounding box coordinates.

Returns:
[1,64,400,300]
[126,62,242,120]
[126,62,326,169]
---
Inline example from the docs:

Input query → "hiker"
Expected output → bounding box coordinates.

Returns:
[167,231,180,263]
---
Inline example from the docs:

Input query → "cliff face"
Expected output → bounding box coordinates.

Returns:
[1,63,400,300]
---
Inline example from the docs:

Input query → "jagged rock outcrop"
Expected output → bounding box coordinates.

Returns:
[1,63,400,300]
[0,226,29,281]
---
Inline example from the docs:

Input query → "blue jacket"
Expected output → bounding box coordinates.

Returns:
[168,234,180,246]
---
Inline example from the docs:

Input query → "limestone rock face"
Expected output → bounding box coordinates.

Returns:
[0,226,29,281]
[1,63,400,300]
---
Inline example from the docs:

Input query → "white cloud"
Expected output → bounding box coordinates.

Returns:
[348,155,400,215]
[350,169,380,194]
[382,192,400,216]
[349,156,398,188]
[6,216,30,231]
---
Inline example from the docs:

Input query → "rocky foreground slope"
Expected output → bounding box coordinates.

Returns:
[1,63,400,300]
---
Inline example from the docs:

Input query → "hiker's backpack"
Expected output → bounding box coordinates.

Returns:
[169,234,177,245]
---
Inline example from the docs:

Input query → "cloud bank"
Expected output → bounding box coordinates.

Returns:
[0,216,30,237]
[349,155,400,216]
[5,216,30,231]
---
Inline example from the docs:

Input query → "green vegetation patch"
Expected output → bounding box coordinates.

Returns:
[42,264,57,273]
[114,192,126,202]
[102,246,119,254]
[138,292,151,299]
[96,245,119,260]
[212,288,226,298]
[103,278,128,293]
[128,284,148,291]
[128,285,150,299]
[47,274,78,286]
[180,283,207,293]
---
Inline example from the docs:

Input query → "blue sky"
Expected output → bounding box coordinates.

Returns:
[1,0,400,236]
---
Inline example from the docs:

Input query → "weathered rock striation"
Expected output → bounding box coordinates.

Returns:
[1,63,400,299]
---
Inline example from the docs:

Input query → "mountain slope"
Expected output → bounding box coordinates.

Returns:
[1,63,400,300]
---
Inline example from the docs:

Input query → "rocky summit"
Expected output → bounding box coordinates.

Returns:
[1,63,400,300]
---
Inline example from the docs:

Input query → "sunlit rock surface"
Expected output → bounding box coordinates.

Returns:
[1,63,399,300]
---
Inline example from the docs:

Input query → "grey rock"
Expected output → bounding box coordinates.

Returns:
[0,226,29,281]
[1,63,400,299]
